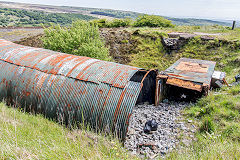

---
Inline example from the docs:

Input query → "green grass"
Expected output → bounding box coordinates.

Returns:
[166,85,240,159]
[127,25,240,41]
[0,103,136,159]
[128,36,175,69]
[128,33,240,75]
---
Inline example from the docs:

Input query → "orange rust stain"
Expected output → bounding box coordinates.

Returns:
[49,55,69,66]
[2,78,6,83]
[113,89,127,123]
[76,61,99,79]
[66,57,90,76]
[175,61,209,73]
[49,69,58,75]
[0,43,11,48]
[167,73,195,80]
[126,113,132,125]
[166,77,203,92]
[5,47,25,61]
[17,52,37,64]
[98,88,112,126]
[57,56,75,68]
[38,75,48,89]
[110,67,124,84]
[0,46,13,54]
[32,53,51,68]
[25,91,31,97]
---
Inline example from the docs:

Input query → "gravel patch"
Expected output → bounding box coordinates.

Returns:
[124,102,196,159]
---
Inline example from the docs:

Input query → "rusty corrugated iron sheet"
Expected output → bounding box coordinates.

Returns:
[164,58,216,91]
[0,39,146,138]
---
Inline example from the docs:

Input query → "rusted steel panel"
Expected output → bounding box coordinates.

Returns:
[166,77,203,92]
[0,39,149,139]
[165,58,216,89]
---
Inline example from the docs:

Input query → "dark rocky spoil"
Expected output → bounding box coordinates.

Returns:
[124,102,196,159]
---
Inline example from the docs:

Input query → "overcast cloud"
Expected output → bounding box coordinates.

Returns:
[2,0,240,20]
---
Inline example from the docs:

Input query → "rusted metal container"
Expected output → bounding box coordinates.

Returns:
[156,58,216,104]
[0,39,157,139]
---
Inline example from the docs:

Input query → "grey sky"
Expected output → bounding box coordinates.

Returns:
[2,0,240,20]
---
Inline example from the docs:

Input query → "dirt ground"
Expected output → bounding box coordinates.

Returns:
[0,27,44,42]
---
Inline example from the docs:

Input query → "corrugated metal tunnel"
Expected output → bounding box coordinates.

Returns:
[0,39,156,139]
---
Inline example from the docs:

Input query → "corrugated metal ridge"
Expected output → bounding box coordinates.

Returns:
[0,59,143,139]
[0,39,141,88]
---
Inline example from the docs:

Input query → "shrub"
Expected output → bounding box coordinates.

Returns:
[106,18,132,28]
[42,20,110,61]
[133,15,174,28]
[91,18,132,28]
[91,18,108,28]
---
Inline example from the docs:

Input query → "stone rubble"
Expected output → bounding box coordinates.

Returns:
[124,102,195,159]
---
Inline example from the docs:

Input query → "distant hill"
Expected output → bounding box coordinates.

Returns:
[166,17,232,26]
[0,1,234,27]
[0,8,95,27]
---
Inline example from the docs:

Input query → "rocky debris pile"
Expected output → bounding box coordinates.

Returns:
[163,32,219,53]
[162,38,179,50]
[124,102,196,159]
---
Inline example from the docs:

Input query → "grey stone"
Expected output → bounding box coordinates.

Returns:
[124,102,195,159]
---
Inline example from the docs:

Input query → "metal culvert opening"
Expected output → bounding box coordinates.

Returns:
[130,70,157,105]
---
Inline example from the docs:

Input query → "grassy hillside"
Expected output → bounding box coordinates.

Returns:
[125,26,240,159]
[125,26,240,74]
[0,103,136,159]
[0,8,95,27]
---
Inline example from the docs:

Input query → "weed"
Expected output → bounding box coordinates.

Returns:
[199,116,215,133]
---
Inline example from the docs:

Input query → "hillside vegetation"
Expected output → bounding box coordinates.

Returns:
[91,15,174,28]
[0,8,95,27]
[43,20,110,61]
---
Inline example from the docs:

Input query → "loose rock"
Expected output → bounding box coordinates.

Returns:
[124,102,194,159]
